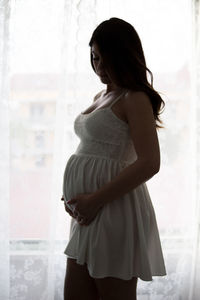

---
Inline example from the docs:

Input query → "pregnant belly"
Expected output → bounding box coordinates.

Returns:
[62,156,102,212]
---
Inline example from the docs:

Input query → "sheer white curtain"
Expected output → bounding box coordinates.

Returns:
[0,0,200,299]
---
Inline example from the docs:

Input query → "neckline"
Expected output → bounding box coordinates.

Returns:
[81,88,126,116]
[81,106,109,116]
[80,106,129,128]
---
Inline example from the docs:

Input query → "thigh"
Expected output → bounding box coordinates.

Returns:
[64,257,100,300]
[94,276,138,300]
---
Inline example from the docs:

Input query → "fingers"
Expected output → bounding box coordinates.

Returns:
[63,200,81,222]
[62,196,75,217]
[62,198,90,226]
[64,202,75,218]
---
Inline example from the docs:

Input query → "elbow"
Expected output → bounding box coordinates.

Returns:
[142,159,160,175]
[146,162,160,181]
[152,160,160,173]
[152,164,160,175]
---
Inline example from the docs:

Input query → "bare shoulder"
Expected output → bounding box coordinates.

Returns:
[93,89,104,102]
[122,90,155,124]
[123,90,153,113]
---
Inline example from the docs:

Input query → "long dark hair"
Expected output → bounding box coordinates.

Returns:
[89,17,165,130]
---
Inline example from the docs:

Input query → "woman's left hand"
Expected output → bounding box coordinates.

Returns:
[67,193,102,226]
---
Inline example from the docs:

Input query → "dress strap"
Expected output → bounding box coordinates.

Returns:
[107,89,128,108]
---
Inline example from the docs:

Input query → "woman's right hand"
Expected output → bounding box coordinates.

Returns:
[61,195,77,219]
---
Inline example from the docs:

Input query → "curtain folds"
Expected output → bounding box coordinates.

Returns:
[0,1,12,299]
[190,1,200,299]
[0,0,200,299]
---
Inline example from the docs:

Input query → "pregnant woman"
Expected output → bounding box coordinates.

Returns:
[61,17,167,300]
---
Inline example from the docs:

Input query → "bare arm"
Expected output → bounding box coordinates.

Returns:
[91,90,160,208]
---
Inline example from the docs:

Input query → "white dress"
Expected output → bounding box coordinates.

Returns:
[62,88,167,281]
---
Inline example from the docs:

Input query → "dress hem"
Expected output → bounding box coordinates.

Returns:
[64,253,167,281]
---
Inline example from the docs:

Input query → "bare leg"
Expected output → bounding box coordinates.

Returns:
[94,276,138,300]
[64,257,100,300]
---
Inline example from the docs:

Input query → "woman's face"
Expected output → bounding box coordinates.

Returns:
[91,43,112,84]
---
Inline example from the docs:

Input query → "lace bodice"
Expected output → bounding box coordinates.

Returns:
[73,89,138,164]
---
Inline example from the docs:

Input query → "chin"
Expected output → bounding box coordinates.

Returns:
[100,76,110,83]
